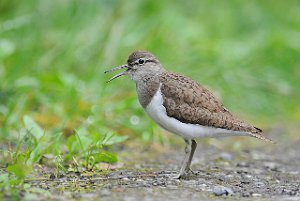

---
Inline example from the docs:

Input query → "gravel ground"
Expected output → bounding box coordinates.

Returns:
[24,138,300,201]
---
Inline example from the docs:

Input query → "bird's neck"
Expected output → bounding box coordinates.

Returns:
[135,72,163,108]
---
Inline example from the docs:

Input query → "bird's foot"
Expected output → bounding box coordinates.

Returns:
[172,168,199,180]
[187,168,198,175]
[172,172,184,179]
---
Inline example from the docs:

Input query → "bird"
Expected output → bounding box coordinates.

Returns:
[104,50,273,179]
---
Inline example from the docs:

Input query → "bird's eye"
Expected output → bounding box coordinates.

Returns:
[138,58,145,65]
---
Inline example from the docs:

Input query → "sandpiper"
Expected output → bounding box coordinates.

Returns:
[105,50,272,179]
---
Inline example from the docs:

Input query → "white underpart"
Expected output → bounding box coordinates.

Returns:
[145,85,251,140]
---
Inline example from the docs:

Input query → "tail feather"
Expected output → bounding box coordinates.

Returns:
[249,127,274,143]
[254,126,262,132]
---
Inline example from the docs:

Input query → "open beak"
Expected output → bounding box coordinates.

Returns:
[104,64,128,82]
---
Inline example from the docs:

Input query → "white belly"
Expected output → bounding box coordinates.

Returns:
[145,86,250,140]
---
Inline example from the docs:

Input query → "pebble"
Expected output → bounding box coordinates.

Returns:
[219,152,233,161]
[252,193,262,197]
[242,192,251,197]
[196,183,208,191]
[264,162,280,171]
[254,181,265,187]
[122,177,130,181]
[237,162,249,167]
[213,186,234,196]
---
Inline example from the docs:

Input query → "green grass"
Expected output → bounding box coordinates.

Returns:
[1,0,300,197]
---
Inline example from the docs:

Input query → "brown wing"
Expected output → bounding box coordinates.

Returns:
[159,72,261,134]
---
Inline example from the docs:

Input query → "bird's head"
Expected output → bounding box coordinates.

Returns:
[105,50,163,82]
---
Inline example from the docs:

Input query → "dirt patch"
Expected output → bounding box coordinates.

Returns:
[23,139,300,201]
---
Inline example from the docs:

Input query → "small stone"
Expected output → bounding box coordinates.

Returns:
[282,189,297,196]
[252,193,262,197]
[213,186,234,196]
[219,152,233,161]
[242,192,251,197]
[152,179,165,186]
[196,183,208,191]
[254,181,265,187]
[264,162,280,171]
[237,162,249,167]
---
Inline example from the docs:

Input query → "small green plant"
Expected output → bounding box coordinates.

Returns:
[1,115,128,197]
[4,116,52,187]
[55,155,67,176]
[66,129,127,171]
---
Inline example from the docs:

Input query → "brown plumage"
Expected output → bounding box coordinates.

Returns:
[159,72,272,142]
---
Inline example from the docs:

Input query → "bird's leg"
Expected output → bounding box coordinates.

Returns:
[186,139,197,174]
[174,139,191,179]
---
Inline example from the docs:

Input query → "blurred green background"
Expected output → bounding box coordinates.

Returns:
[1,0,300,145]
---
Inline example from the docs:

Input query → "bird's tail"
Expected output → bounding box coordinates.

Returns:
[249,127,274,143]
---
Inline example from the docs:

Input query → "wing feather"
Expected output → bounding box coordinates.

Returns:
[159,72,261,134]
